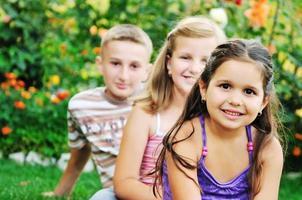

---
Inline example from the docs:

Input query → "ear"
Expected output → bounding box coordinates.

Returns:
[198,79,207,100]
[142,63,153,82]
[96,56,103,74]
[260,95,270,113]
[166,55,172,76]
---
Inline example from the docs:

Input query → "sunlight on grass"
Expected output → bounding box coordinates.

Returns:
[0,159,301,199]
[0,159,100,200]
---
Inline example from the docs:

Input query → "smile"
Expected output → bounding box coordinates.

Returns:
[221,109,243,119]
[182,75,197,83]
[116,83,127,89]
[224,110,241,116]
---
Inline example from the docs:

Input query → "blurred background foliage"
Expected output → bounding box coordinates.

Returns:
[0,0,301,171]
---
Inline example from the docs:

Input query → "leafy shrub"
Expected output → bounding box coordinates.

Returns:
[0,0,301,169]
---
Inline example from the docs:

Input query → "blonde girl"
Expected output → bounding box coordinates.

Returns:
[113,16,226,200]
[155,39,284,200]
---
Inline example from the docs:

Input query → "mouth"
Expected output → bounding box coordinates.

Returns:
[221,109,244,119]
[116,83,127,90]
[182,75,197,83]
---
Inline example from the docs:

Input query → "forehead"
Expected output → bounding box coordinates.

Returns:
[173,36,218,56]
[211,60,264,87]
[102,40,150,63]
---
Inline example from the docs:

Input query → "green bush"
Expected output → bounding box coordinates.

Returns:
[0,0,301,169]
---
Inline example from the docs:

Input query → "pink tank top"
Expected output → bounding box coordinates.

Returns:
[139,113,165,185]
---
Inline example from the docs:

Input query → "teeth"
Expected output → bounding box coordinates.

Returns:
[224,110,240,116]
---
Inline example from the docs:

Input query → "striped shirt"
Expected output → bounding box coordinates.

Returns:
[68,87,132,187]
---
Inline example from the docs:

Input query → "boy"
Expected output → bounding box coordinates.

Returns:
[44,24,153,197]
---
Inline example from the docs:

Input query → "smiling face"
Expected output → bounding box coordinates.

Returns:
[199,59,269,130]
[99,40,150,101]
[167,36,218,96]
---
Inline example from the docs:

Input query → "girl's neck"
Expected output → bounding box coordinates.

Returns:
[205,117,246,141]
[171,86,187,108]
[163,87,187,116]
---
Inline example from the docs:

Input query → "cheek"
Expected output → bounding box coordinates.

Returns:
[247,99,263,112]
[207,89,224,102]
[171,59,186,70]
[130,72,144,82]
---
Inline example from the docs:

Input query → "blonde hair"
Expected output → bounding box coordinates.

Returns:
[137,16,227,114]
[101,24,153,57]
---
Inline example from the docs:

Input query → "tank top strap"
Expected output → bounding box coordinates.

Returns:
[245,125,253,163]
[199,115,208,158]
[156,113,161,135]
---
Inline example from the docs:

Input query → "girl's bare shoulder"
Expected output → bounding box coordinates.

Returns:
[172,116,201,142]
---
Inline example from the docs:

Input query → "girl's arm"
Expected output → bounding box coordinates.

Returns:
[114,105,159,200]
[166,121,201,200]
[254,137,283,200]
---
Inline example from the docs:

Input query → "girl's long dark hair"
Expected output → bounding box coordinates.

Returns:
[152,39,285,198]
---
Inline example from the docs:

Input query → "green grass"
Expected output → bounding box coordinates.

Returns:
[279,174,302,200]
[0,159,301,200]
[0,159,101,200]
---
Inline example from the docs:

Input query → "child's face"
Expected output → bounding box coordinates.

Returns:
[199,60,269,130]
[99,40,150,101]
[167,36,217,96]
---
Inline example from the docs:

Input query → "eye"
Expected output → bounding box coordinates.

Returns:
[110,61,120,66]
[180,55,190,60]
[244,88,256,95]
[219,83,230,90]
[201,58,208,64]
[130,64,141,70]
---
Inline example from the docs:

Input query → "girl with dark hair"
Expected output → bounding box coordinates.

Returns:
[154,39,284,200]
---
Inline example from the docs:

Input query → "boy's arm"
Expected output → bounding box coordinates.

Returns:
[43,110,91,197]
[42,145,91,197]
[53,145,91,196]
[114,105,160,200]
[254,137,283,200]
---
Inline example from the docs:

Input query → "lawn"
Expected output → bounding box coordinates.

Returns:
[0,159,100,200]
[0,159,301,199]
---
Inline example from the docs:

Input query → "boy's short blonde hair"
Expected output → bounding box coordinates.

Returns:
[101,24,153,57]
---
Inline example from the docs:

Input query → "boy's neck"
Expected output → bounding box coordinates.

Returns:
[103,88,130,105]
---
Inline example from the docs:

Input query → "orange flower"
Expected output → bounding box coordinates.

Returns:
[4,72,16,80]
[81,49,88,56]
[56,90,70,100]
[14,101,26,109]
[93,47,101,55]
[14,85,21,91]
[21,91,31,99]
[51,95,61,104]
[293,146,301,157]
[1,82,9,90]
[98,29,108,38]
[266,44,276,55]
[295,133,302,141]
[35,98,44,107]
[1,126,12,135]
[244,0,270,28]
[60,43,67,54]
[90,25,98,35]
[9,79,17,87]
[17,80,25,87]
[5,90,11,96]
[28,86,37,93]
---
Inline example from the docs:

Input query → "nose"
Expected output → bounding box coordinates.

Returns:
[227,91,243,106]
[190,60,205,75]
[118,66,130,81]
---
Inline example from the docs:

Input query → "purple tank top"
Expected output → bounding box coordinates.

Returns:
[162,115,252,200]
